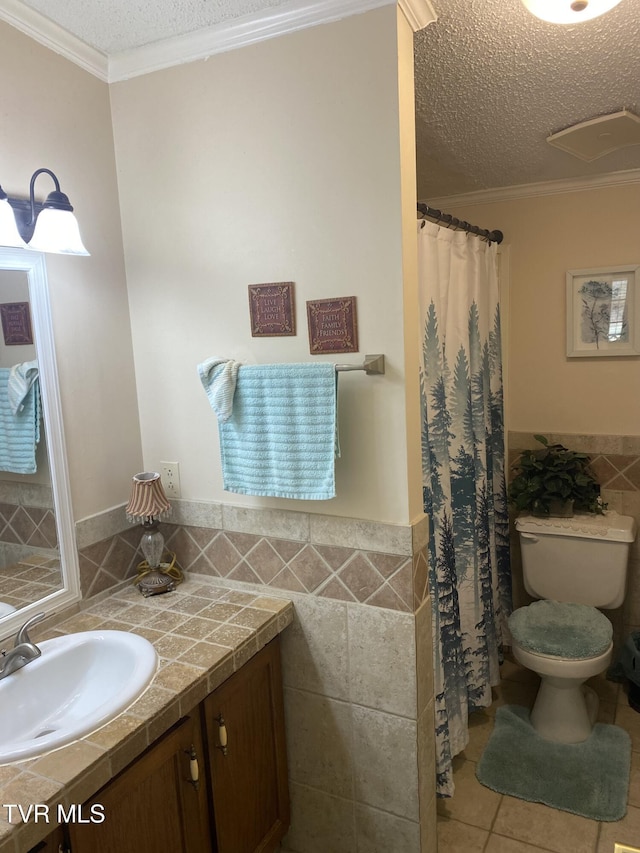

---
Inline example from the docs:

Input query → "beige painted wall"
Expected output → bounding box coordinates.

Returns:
[0,20,142,518]
[110,7,422,525]
[441,182,640,436]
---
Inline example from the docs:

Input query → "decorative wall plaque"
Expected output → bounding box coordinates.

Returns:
[248,282,296,337]
[307,296,358,354]
[0,302,33,346]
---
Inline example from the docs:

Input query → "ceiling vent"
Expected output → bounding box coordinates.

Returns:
[546,109,640,162]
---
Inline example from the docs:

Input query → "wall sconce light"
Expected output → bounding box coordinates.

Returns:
[126,472,183,597]
[522,0,622,23]
[0,168,89,255]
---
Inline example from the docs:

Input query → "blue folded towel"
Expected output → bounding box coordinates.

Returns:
[0,366,41,474]
[199,360,338,500]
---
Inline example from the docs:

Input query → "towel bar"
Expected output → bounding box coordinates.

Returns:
[335,354,385,375]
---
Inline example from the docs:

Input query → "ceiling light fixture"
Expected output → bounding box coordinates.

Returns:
[521,0,623,24]
[0,168,89,256]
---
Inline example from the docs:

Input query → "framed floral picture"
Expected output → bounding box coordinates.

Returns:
[566,265,640,357]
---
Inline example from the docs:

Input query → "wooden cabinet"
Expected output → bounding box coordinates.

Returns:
[203,637,289,853]
[68,712,211,853]
[34,637,289,853]
[27,825,67,853]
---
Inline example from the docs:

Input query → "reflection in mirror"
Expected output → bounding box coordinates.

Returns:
[0,249,79,639]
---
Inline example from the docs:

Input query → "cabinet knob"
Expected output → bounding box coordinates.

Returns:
[184,744,200,790]
[216,713,228,756]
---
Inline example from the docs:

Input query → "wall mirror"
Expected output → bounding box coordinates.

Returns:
[0,248,79,640]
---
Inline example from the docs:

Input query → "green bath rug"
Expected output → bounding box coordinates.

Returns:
[476,704,631,821]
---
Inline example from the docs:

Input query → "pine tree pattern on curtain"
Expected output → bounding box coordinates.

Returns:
[418,220,512,798]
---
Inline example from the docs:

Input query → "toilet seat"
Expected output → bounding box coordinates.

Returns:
[508,600,612,659]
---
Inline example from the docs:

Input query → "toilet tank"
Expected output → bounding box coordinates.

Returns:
[516,511,636,609]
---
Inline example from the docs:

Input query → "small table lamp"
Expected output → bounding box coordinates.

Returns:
[126,471,176,596]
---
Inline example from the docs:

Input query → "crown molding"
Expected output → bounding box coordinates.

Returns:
[109,0,432,82]
[424,168,640,209]
[397,0,437,31]
[0,0,108,80]
[1,0,437,83]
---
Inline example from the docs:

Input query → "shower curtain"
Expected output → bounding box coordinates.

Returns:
[418,220,512,797]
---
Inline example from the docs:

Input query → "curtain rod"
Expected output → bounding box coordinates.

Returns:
[417,203,504,245]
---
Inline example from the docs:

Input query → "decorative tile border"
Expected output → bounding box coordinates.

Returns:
[509,432,640,492]
[77,501,431,614]
[0,502,57,549]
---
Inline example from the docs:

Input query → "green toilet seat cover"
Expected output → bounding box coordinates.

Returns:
[508,600,612,659]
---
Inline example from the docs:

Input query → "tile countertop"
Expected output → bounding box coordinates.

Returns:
[0,577,294,853]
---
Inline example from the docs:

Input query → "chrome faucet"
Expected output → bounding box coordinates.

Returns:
[0,612,45,680]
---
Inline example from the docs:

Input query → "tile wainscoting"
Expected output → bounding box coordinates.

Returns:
[77,500,430,614]
[75,500,437,852]
[0,481,56,554]
[509,432,640,652]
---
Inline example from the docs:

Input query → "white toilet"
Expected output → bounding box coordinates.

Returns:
[509,510,636,743]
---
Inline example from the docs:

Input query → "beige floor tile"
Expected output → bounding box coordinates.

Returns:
[597,804,640,852]
[461,710,495,762]
[439,658,640,853]
[437,816,489,852]
[589,672,621,704]
[436,759,501,830]
[492,795,599,853]
[616,705,640,750]
[486,679,538,716]
[629,750,640,809]
[486,834,558,852]
[599,699,618,724]
[618,682,635,707]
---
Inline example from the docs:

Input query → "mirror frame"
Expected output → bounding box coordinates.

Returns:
[0,248,80,639]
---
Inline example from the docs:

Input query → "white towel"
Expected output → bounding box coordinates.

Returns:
[197,357,241,423]
[8,360,39,415]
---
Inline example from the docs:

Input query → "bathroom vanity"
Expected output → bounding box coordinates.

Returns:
[0,579,292,853]
[62,639,288,853]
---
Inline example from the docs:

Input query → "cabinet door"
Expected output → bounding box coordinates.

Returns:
[68,713,212,853]
[27,825,67,853]
[203,638,289,853]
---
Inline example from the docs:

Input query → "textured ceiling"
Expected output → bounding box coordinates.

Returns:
[9,0,640,200]
[415,0,640,199]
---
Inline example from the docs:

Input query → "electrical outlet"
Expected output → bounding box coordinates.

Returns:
[160,461,181,499]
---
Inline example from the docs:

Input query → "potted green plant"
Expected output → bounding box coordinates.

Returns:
[509,434,606,517]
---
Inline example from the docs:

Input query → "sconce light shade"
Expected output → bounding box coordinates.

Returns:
[521,0,623,23]
[29,208,89,256]
[0,168,89,256]
[0,192,28,249]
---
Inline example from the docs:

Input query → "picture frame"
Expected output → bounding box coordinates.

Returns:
[306,296,358,354]
[566,265,640,357]
[0,301,33,346]
[248,282,296,337]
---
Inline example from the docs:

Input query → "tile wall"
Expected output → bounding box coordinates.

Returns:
[0,481,57,558]
[75,500,437,852]
[508,432,640,652]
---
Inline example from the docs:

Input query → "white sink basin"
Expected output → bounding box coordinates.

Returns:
[0,630,158,763]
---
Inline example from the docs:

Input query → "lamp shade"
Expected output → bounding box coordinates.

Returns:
[521,0,623,23]
[0,195,28,249]
[126,472,171,522]
[28,208,90,256]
